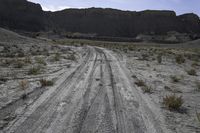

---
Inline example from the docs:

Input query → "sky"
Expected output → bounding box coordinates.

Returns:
[28,0,200,16]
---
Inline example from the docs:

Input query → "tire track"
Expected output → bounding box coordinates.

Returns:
[3,46,170,133]
[4,47,95,133]
[99,48,128,133]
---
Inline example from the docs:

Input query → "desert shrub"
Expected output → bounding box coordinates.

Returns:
[157,54,162,64]
[141,54,149,60]
[175,55,185,64]
[28,66,41,75]
[40,79,54,87]
[0,77,7,84]
[195,81,200,91]
[191,62,199,67]
[197,112,200,123]
[171,76,180,83]
[67,54,76,61]
[19,80,29,90]
[35,57,46,65]
[14,59,24,68]
[54,53,61,61]
[24,56,32,64]
[1,59,12,67]
[163,94,183,110]
[187,69,197,76]
[123,49,128,53]
[135,80,146,87]
[164,86,171,91]
[17,51,25,57]
[141,86,153,94]
[128,46,134,51]
[19,80,29,99]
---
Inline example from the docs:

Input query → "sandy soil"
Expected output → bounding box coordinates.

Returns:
[0,28,200,133]
[0,46,172,133]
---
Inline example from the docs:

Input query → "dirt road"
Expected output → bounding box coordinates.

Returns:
[3,46,170,133]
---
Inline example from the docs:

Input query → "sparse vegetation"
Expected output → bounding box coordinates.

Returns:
[28,66,41,75]
[19,80,28,90]
[1,59,12,67]
[171,76,180,83]
[54,53,61,61]
[195,81,200,91]
[14,59,24,68]
[141,54,149,61]
[135,80,152,93]
[24,56,32,64]
[67,54,76,61]
[196,111,200,123]
[157,54,162,64]
[0,77,7,84]
[35,57,46,65]
[19,80,29,99]
[141,86,153,93]
[40,79,54,87]
[135,80,146,87]
[163,94,183,110]
[191,62,199,67]
[175,55,185,64]
[187,69,197,76]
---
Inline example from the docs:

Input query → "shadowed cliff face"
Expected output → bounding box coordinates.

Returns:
[0,0,200,37]
[0,0,44,32]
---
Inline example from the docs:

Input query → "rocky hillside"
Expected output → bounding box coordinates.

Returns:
[0,0,200,37]
[0,0,44,32]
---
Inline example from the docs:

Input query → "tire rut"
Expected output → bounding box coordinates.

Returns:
[3,46,169,133]
[4,47,95,133]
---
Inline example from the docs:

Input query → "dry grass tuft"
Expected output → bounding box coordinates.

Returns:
[163,94,183,110]
[187,69,197,76]
[28,66,41,75]
[19,80,29,90]
[196,112,200,123]
[171,76,180,83]
[157,54,162,64]
[40,79,54,87]
[195,81,200,91]
[135,80,146,87]
[175,55,185,64]
[35,57,46,65]
[141,86,153,94]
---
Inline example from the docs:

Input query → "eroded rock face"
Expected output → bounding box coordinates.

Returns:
[0,0,200,37]
[47,9,200,37]
[0,0,44,32]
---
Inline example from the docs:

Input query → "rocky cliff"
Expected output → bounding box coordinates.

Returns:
[0,0,44,32]
[0,0,200,37]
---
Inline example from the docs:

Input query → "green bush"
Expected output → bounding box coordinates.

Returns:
[163,94,183,110]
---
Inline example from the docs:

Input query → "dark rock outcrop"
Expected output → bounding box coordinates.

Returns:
[0,0,44,32]
[0,0,200,37]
